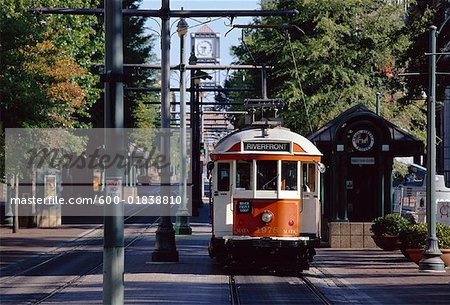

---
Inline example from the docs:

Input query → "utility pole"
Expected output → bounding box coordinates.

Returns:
[419,25,445,272]
[152,0,179,262]
[103,0,125,304]
[189,49,200,217]
[175,16,192,235]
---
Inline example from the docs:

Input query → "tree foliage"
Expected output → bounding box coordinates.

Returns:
[1,0,103,128]
[227,0,428,141]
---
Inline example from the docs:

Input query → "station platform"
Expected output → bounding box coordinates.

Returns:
[1,208,449,305]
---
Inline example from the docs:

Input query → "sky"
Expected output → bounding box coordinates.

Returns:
[140,0,261,85]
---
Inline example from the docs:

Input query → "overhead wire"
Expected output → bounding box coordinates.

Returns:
[286,30,313,133]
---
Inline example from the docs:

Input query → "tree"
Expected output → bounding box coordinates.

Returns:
[89,0,160,128]
[227,0,425,141]
[401,0,450,101]
[0,0,103,128]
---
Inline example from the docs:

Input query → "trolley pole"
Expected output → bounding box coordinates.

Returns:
[103,0,125,304]
[419,25,445,272]
[152,0,179,262]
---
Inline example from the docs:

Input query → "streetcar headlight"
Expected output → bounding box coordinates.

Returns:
[261,211,273,224]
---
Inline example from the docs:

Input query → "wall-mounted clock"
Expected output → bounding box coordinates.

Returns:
[352,129,375,152]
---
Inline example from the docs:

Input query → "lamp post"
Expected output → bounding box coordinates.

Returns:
[152,0,179,262]
[419,25,445,272]
[175,17,192,235]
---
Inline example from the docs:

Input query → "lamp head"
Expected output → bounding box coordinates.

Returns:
[176,18,189,37]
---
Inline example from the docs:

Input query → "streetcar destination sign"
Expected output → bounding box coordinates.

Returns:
[243,142,290,152]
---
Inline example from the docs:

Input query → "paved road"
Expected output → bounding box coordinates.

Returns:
[0,218,157,305]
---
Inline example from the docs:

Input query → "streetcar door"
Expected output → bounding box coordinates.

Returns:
[301,163,321,236]
[213,162,233,236]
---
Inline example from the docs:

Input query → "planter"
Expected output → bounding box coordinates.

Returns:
[371,235,402,251]
[405,248,450,266]
[405,248,423,265]
[400,247,410,260]
[440,249,450,267]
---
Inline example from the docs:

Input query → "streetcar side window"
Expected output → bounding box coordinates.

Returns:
[217,163,230,191]
[302,163,316,192]
[281,161,297,190]
[236,160,252,190]
[256,160,278,191]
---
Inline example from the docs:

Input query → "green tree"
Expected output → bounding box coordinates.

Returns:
[89,0,160,128]
[1,0,103,128]
[401,0,450,101]
[228,0,425,140]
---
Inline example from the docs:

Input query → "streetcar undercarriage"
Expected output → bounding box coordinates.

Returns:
[209,237,317,272]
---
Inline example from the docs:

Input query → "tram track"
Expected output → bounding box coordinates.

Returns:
[1,206,151,280]
[228,272,332,305]
[0,206,160,305]
[30,216,161,305]
[299,274,332,305]
[229,275,241,305]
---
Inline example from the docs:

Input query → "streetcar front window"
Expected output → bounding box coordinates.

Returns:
[256,160,278,191]
[217,163,230,191]
[281,161,297,190]
[236,160,252,190]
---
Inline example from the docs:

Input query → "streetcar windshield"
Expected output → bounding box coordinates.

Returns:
[256,160,278,190]
[236,160,252,190]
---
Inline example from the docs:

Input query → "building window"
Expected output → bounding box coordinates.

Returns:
[236,160,252,190]
[281,161,297,190]
[256,160,278,190]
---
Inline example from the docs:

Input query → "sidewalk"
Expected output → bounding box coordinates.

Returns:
[307,248,450,304]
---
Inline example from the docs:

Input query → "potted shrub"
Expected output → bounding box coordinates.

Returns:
[399,223,427,263]
[399,223,450,266]
[436,223,450,267]
[371,214,411,251]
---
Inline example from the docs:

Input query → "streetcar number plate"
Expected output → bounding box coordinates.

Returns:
[237,201,252,213]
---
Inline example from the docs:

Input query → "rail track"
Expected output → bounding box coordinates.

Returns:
[227,272,332,305]
[0,206,160,305]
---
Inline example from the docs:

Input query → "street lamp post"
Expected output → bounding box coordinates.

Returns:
[152,0,179,262]
[419,25,445,272]
[175,17,192,235]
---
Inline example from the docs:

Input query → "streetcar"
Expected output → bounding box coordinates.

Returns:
[208,122,323,271]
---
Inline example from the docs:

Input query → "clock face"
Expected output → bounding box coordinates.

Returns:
[352,129,374,152]
[196,40,213,57]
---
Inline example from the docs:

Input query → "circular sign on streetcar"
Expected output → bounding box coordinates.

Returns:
[352,129,375,152]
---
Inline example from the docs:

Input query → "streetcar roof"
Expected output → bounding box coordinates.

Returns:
[211,126,322,156]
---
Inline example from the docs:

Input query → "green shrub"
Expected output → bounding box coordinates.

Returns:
[371,214,411,236]
[437,223,450,249]
[399,223,427,249]
[399,223,450,249]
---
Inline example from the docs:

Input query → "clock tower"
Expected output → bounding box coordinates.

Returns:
[191,25,220,64]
